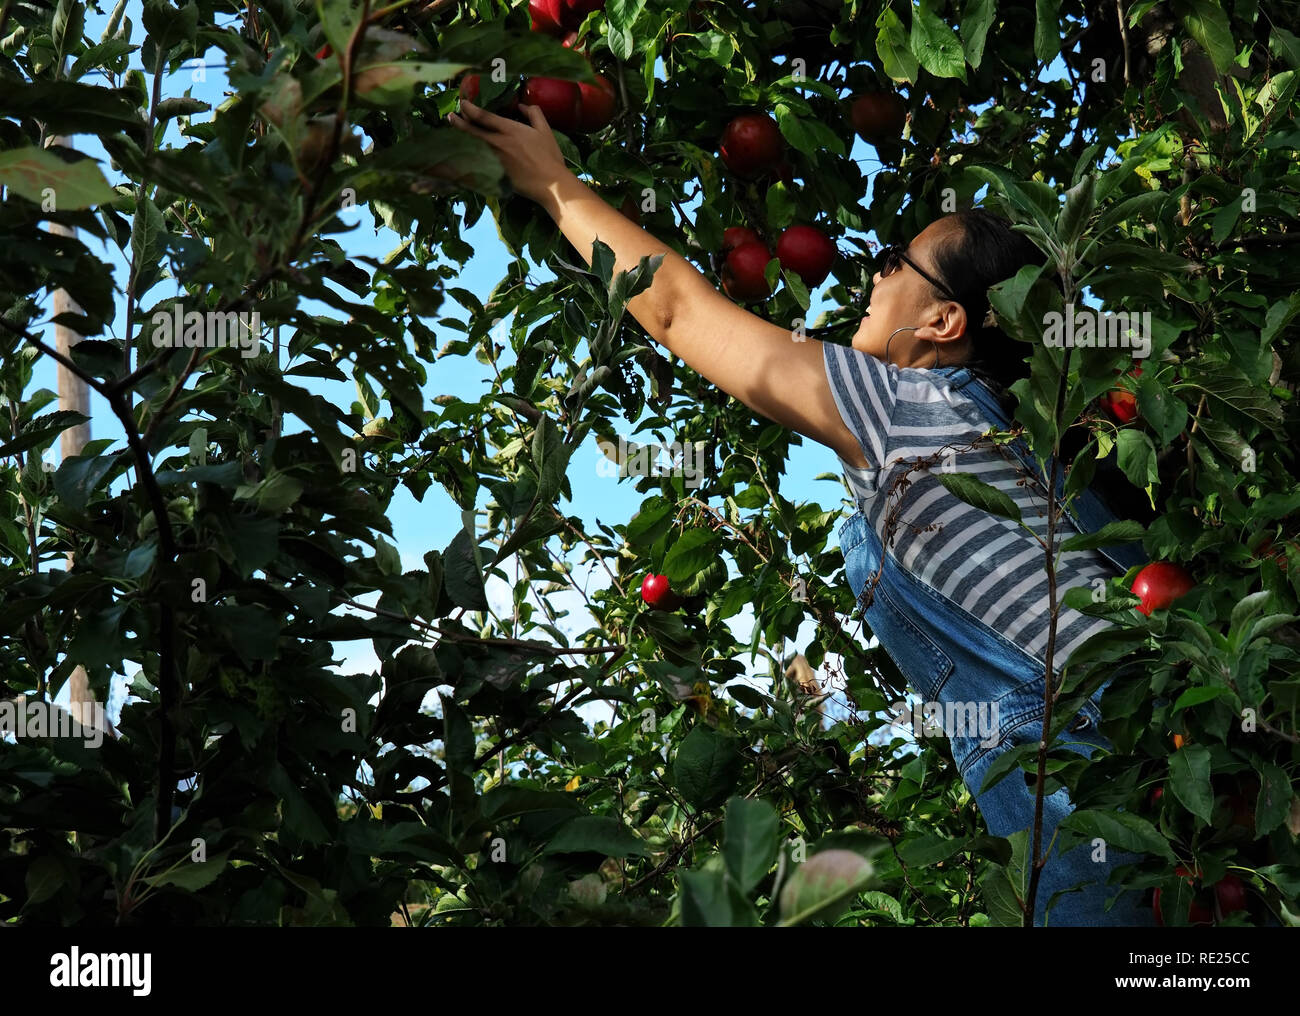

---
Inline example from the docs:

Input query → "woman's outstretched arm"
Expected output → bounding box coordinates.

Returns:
[449,100,868,469]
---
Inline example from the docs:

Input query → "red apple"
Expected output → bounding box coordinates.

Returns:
[1257,534,1298,571]
[459,74,480,102]
[775,225,835,287]
[561,30,581,48]
[721,241,773,302]
[719,113,784,177]
[1153,887,1214,926]
[1154,865,1213,926]
[577,73,615,130]
[529,0,566,34]
[641,573,681,610]
[1100,366,1142,423]
[560,0,605,28]
[1131,562,1195,616]
[521,77,582,133]
[849,92,907,143]
[722,226,762,253]
[1213,874,1248,917]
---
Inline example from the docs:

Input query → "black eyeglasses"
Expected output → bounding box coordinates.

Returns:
[880,244,959,301]
[800,244,959,338]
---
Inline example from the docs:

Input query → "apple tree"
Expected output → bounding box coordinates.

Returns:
[0,0,1296,927]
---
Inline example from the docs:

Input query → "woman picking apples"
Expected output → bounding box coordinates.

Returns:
[451,98,1159,927]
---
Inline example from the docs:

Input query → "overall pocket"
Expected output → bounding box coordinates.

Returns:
[866,583,955,703]
[956,673,1107,782]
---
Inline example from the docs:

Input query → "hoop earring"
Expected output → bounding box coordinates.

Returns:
[884,326,941,369]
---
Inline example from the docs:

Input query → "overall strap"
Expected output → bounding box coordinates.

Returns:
[930,366,1145,573]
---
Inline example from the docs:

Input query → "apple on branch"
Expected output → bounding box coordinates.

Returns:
[775,225,835,287]
[719,113,784,177]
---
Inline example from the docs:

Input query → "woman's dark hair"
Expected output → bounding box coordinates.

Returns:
[928,208,1047,405]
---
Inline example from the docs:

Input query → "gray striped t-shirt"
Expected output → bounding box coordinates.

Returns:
[823,342,1116,669]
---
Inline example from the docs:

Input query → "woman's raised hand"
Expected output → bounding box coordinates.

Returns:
[448,100,571,204]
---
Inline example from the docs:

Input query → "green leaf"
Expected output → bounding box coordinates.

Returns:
[680,867,752,926]
[765,181,796,230]
[205,604,281,665]
[352,61,468,107]
[773,103,820,156]
[443,528,488,610]
[544,815,652,857]
[0,146,116,209]
[1055,174,1095,252]
[481,787,582,821]
[131,195,166,294]
[857,890,904,922]
[314,0,365,61]
[910,2,967,81]
[268,765,331,844]
[876,7,919,83]
[1189,363,1284,427]
[959,0,995,70]
[236,471,303,515]
[781,265,811,309]
[24,855,65,905]
[1136,371,1188,446]
[723,797,780,893]
[936,472,1022,521]
[1254,762,1292,836]
[532,415,572,507]
[1060,519,1146,552]
[898,832,968,867]
[374,533,401,576]
[967,164,1058,236]
[142,851,231,891]
[155,96,209,122]
[672,725,743,810]
[1270,27,1300,69]
[440,695,475,772]
[52,0,86,73]
[156,461,244,487]
[122,540,158,579]
[1229,590,1271,633]
[1180,0,1237,75]
[662,527,718,584]
[0,409,89,460]
[1115,429,1158,494]
[777,850,873,925]
[1056,809,1176,862]
[1170,685,1229,711]
[728,684,769,709]
[987,261,1045,322]
[625,494,674,546]
[1168,744,1213,824]
[1033,0,1062,63]
[54,452,117,509]
[607,0,648,44]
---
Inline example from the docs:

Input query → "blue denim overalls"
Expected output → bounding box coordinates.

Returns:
[839,365,1155,926]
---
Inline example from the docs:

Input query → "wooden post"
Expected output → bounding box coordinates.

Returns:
[46,133,106,738]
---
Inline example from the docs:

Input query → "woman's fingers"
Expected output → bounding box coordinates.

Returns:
[520,103,550,132]
[457,99,523,134]
[447,111,492,140]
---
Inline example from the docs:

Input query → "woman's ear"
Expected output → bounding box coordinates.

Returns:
[914,301,969,347]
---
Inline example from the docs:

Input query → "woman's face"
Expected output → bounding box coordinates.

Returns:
[850,217,973,368]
